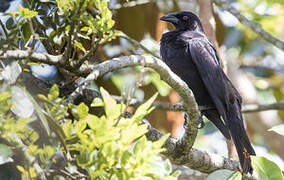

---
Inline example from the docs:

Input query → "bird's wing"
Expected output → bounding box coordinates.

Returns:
[187,38,231,122]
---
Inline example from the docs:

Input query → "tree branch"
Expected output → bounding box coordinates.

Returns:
[0,50,61,65]
[213,0,284,51]
[114,95,284,113]
[242,102,284,113]
[117,31,161,59]
[0,19,8,38]
[65,55,200,151]
[145,123,257,179]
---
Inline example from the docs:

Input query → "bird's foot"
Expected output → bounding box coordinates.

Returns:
[242,148,251,175]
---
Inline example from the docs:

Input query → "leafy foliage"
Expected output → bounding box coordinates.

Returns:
[0,84,179,179]
[1,0,116,55]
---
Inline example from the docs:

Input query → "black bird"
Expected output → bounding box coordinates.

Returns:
[160,11,255,173]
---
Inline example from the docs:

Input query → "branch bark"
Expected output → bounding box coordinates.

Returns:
[0,50,61,65]
[213,0,284,51]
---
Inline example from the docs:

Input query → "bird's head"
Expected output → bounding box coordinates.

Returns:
[160,11,204,32]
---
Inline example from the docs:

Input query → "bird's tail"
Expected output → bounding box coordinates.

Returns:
[227,102,256,174]
[203,110,231,140]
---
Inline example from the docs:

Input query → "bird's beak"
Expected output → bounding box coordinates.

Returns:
[160,13,179,24]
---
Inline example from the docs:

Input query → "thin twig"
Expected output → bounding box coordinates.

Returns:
[242,102,284,113]
[32,18,55,54]
[74,37,99,68]
[0,19,8,38]
[117,31,161,59]
[93,93,284,113]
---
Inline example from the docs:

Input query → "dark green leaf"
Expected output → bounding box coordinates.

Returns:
[21,22,31,44]
[5,17,14,30]
[27,89,51,135]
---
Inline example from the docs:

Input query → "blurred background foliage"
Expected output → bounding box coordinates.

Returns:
[0,0,284,179]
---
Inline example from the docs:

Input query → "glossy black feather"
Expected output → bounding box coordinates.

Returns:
[160,11,255,173]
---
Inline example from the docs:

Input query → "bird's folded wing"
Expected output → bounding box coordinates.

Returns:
[188,39,230,123]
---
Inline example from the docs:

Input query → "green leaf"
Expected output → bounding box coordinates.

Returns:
[251,156,283,180]
[227,171,242,180]
[37,94,48,101]
[121,150,132,165]
[75,120,87,133]
[76,148,90,167]
[21,23,31,44]
[91,97,104,107]
[0,144,13,165]
[74,42,86,53]
[268,124,284,136]
[48,85,59,101]
[120,124,148,144]
[149,72,171,96]
[133,136,148,156]
[131,93,158,123]
[0,92,11,102]
[77,103,89,119]
[207,169,235,180]
[18,5,38,18]
[152,134,169,150]
[86,114,101,130]
[171,170,181,177]
[100,87,121,120]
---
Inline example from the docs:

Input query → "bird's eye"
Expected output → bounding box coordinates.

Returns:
[183,16,189,21]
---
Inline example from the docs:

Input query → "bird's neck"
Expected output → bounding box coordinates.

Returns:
[192,25,204,33]
[188,21,204,33]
